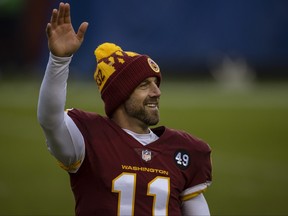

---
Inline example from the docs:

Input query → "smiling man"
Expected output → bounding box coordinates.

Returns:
[37,2,212,216]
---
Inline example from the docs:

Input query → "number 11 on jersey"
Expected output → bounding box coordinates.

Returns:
[112,172,170,216]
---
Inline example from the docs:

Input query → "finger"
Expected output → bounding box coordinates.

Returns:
[57,2,65,25]
[50,9,58,28]
[76,22,89,42]
[63,3,71,24]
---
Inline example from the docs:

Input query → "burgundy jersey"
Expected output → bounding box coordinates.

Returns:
[68,109,212,216]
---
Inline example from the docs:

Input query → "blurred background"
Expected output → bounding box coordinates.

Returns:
[0,0,287,215]
[1,0,288,80]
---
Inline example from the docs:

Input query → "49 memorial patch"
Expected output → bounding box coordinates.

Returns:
[174,150,190,170]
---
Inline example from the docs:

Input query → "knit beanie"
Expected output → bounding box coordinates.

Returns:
[94,42,161,117]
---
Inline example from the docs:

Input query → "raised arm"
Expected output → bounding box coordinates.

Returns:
[37,2,88,173]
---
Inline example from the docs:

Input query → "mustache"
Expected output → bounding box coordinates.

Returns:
[144,97,160,105]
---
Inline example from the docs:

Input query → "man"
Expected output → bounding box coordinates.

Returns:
[37,2,212,216]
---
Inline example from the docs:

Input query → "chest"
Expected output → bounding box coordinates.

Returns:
[72,127,195,215]
[86,133,189,199]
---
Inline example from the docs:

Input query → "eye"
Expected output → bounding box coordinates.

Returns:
[138,81,149,88]
[154,79,160,87]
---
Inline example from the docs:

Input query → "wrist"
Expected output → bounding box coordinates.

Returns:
[50,52,73,63]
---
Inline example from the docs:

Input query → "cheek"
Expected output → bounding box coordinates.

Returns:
[129,91,147,104]
[125,96,142,110]
[125,95,148,113]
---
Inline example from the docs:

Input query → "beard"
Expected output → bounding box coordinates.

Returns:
[123,97,160,126]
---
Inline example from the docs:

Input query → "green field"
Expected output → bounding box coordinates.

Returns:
[0,78,287,215]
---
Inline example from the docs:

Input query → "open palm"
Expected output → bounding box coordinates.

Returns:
[46,3,88,57]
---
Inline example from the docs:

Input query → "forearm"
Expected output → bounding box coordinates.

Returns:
[37,53,71,129]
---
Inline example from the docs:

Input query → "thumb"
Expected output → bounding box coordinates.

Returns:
[46,23,52,38]
[77,22,89,42]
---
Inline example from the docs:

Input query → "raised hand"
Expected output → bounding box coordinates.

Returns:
[46,2,88,57]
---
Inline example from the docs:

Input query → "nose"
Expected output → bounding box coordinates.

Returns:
[150,82,161,97]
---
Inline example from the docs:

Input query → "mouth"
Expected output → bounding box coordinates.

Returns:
[145,103,159,110]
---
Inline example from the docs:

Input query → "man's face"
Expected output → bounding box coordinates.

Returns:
[123,77,161,126]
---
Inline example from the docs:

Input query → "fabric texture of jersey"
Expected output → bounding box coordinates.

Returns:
[68,109,212,216]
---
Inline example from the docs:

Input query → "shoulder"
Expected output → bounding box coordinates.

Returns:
[163,127,211,153]
[67,108,98,119]
[66,108,109,127]
[67,108,107,122]
[66,109,115,138]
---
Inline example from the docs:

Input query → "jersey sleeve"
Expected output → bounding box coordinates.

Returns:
[180,134,212,201]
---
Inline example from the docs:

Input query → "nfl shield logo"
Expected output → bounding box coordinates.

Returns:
[142,150,152,162]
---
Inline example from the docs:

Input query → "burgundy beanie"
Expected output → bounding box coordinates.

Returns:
[93,43,161,117]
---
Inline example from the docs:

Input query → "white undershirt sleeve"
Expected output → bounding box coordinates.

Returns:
[182,193,210,216]
[37,53,85,173]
